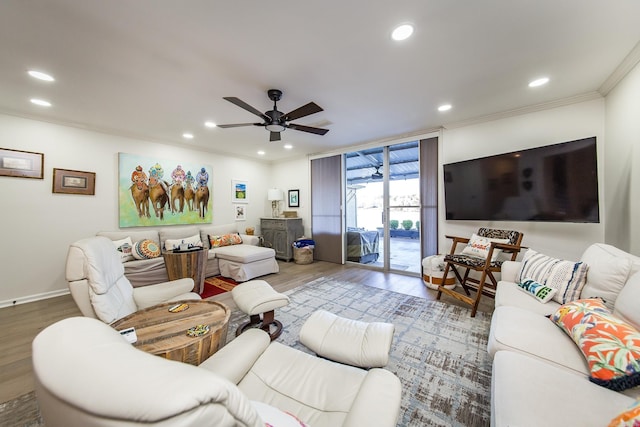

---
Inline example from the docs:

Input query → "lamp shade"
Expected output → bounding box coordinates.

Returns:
[267,189,283,201]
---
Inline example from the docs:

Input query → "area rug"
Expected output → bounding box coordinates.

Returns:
[1,277,492,427]
[200,276,237,298]
[226,276,493,427]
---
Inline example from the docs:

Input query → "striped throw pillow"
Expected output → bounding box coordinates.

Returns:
[518,249,588,304]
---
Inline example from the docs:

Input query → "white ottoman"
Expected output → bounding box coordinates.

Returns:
[299,310,394,368]
[231,280,290,340]
[214,245,279,282]
[422,254,456,290]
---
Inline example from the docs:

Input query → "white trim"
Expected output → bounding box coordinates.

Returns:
[0,289,70,308]
[599,40,640,96]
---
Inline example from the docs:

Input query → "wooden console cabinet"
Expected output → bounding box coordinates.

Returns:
[261,218,303,261]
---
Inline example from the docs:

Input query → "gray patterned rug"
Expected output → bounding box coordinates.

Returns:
[1,277,492,427]
[227,277,493,427]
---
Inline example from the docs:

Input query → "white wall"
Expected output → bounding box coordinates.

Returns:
[440,99,606,261]
[605,61,640,253]
[268,156,312,237]
[0,114,285,305]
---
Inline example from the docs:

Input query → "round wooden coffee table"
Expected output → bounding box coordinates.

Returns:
[111,300,230,366]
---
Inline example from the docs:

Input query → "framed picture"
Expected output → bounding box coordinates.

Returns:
[118,153,213,227]
[52,168,96,195]
[0,148,44,179]
[234,203,246,221]
[232,179,248,203]
[288,189,300,207]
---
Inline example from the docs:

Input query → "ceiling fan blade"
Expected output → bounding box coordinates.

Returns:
[270,131,281,142]
[288,123,329,135]
[217,123,262,128]
[223,97,269,121]
[283,102,323,122]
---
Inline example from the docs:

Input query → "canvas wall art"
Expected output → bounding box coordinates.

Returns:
[118,153,212,227]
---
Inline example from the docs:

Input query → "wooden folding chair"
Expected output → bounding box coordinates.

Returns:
[436,228,524,317]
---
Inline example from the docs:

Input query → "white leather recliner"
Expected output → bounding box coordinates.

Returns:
[33,317,402,427]
[65,236,201,324]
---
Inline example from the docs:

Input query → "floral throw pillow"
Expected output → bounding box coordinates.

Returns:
[550,298,640,391]
[608,399,640,427]
[209,233,243,248]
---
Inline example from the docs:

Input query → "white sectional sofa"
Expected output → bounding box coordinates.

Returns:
[488,243,640,426]
[94,223,278,285]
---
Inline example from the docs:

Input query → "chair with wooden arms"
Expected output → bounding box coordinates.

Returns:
[436,228,524,317]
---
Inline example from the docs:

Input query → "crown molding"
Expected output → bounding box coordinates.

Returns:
[599,40,640,96]
[442,92,603,130]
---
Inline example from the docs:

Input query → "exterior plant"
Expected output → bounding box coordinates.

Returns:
[390,220,399,230]
[402,220,413,230]
[415,220,420,230]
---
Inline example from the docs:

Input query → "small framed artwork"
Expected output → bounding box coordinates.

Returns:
[52,168,96,195]
[232,179,248,203]
[288,189,300,207]
[0,148,44,179]
[234,203,246,221]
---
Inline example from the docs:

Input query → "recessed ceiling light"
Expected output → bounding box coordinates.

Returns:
[182,133,194,139]
[204,121,216,128]
[28,70,54,82]
[438,104,452,112]
[30,98,51,107]
[391,24,414,41]
[283,144,293,150]
[529,77,549,88]
[257,150,265,156]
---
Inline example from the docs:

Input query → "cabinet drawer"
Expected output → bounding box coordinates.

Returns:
[261,219,286,230]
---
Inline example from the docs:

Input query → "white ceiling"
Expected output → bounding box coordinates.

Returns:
[1,1,639,162]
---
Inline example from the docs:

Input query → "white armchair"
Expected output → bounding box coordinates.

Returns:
[66,236,201,324]
[33,317,402,427]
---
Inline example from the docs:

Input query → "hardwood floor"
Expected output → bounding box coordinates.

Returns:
[0,260,494,404]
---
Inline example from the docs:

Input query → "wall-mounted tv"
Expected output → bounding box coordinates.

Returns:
[443,137,599,223]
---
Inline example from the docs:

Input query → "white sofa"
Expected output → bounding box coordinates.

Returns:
[94,223,278,285]
[488,243,640,426]
[33,317,402,427]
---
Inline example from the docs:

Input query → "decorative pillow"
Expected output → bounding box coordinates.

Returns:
[209,233,243,248]
[132,239,161,260]
[112,237,134,262]
[608,399,640,427]
[516,278,557,303]
[164,234,203,251]
[550,298,640,391]
[518,249,589,304]
[251,401,309,427]
[460,233,510,261]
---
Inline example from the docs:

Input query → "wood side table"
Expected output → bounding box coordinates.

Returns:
[163,248,207,293]
[111,300,230,366]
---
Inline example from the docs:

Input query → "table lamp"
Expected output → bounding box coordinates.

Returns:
[268,188,282,218]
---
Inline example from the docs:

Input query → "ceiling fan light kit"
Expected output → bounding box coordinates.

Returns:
[219,89,329,142]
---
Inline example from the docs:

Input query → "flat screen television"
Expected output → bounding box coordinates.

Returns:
[443,137,599,223]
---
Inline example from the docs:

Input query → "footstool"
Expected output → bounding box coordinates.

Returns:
[214,245,279,282]
[231,280,290,340]
[299,310,394,368]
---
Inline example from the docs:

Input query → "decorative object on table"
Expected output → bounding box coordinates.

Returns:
[245,226,255,235]
[267,188,282,218]
[118,153,212,227]
[52,168,96,195]
[186,324,210,337]
[232,179,248,203]
[234,203,246,221]
[168,303,189,313]
[0,147,44,179]
[288,189,300,207]
[282,211,297,218]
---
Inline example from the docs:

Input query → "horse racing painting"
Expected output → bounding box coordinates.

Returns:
[118,153,212,227]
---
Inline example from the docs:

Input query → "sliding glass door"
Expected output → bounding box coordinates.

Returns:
[345,141,422,274]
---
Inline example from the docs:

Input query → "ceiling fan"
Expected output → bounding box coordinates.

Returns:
[218,89,329,142]
[371,166,383,180]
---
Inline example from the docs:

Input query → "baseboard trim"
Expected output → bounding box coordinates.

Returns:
[0,289,70,308]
